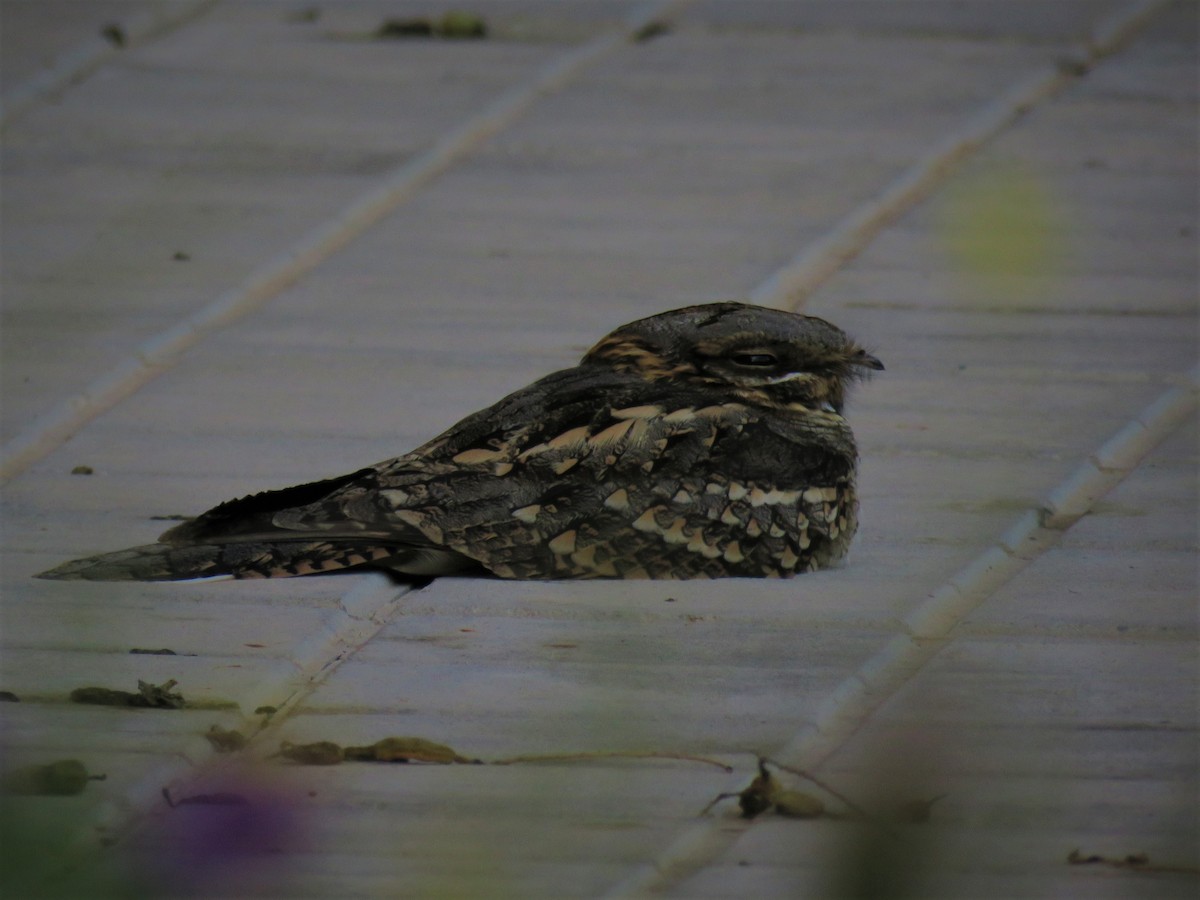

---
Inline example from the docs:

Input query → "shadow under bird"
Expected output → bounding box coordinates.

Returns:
[36,302,882,582]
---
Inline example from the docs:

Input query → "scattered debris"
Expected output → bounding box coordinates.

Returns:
[702,759,825,820]
[439,10,487,38]
[277,741,344,766]
[632,20,670,43]
[773,786,826,819]
[375,11,487,40]
[700,757,927,834]
[172,251,190,261]
[129,648,177,656]
[277,736,479,766]
[70,679,185,709]
[205,726,248,754]
[2,760,104,796]
[254,705,278,716]
[377,18,432,38]
[100,24,126,47]
[344,737,479,764]
[764,757,897,829]
[70,465,94,475]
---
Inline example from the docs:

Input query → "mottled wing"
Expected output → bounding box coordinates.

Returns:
[292,367,860,579]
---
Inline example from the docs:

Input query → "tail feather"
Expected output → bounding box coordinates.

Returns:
[35,540,417,582]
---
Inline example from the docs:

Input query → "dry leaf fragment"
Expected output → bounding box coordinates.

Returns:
[71,678,185,708]
[737,762,778,819]
[701,759,845,822]
[773,789,825,819]
[439,11,487,38]
[375,11,486,39]
[137,679,185,708]
[205,726,248,753]
[343,736,478,764]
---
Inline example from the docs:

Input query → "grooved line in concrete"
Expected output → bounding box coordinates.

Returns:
[751,0,1171,312]
[0,0,690,484]
[93,573,412,840]
[0,0,223,130]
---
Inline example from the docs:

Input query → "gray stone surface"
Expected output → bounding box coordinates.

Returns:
[1,1,1196,897]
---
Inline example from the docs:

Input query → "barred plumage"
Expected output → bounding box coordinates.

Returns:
[37,302,881,582]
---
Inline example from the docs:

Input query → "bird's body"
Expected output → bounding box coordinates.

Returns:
[37,303,881,582]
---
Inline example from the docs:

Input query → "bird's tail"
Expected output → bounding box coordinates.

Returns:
[34,540,403,582]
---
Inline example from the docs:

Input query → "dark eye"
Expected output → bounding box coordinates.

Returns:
[730,352,778,368]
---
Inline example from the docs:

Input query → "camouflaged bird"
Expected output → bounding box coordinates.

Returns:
[37,302,881,582]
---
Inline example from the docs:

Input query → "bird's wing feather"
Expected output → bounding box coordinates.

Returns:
[308,366,857,578]
[152,365,854,579]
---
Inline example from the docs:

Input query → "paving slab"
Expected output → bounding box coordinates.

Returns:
[1,1,1196,897]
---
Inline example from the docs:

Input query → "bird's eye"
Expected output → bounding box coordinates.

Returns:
[730,352,778,368]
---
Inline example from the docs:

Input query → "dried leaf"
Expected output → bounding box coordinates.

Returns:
[205,726,247,753]
[738,760,779,819]
[70,679,186,708]
[438,11,487,38]
[375,11,486,40]
[136,679,185,709]
[344,736,475,764]
[773,789,825,819]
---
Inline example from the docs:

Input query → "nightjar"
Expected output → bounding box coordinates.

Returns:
[37,302,881,582]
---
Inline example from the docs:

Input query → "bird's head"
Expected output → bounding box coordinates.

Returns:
[582,302,883,414]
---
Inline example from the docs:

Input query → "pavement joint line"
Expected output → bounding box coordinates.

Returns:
[0,0,222,130]
[88,574,413,847]
[0,0,692,485]
[604,364,1197,898]
[749,0,1172,314]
